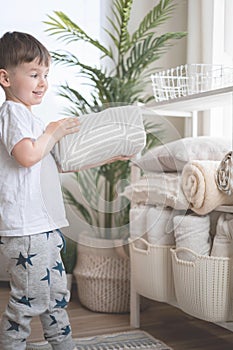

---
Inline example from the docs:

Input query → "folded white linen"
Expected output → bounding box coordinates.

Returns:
[121,172,189,209]
[146,206,176,245]
[216,151,233,195]
[173,214,211,261]
[211,213,233,257]
[181,160,233,215]
[129,205,150,241]
[53,105,146,172]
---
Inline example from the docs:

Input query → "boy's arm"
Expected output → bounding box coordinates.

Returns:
[12,117,80,167]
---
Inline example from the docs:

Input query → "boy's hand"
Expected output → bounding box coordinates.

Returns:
[45,117,80,142]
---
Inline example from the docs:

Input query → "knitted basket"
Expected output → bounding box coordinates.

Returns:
[130,238,176,303]
[73,235,130,313]
[171,247,233,322]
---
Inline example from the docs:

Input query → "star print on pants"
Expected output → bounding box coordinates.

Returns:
[46,231,53,239]
[49,315,57,326]
[41,268,51,285]
[17,296,35,307]
[61,325,71,336]
[14,252,37,269]
[52,261,65,276]
[7,320,19,332]
[54,297,68,308]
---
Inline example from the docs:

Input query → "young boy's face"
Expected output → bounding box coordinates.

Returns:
[4,58,50,109]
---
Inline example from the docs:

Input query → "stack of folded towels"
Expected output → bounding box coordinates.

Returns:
[127,135,233,260]
[130,207,233,261]
[123,136,233,213]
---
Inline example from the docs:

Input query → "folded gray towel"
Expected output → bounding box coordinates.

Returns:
[211,213,233,257]
[173,214,211,261]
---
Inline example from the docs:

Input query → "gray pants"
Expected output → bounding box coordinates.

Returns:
[0,230,76,350]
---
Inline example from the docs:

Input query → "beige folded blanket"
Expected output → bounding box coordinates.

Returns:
[182,160,233,215]
[121,172,190,210]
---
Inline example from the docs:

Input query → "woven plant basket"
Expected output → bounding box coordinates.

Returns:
[73,234,130,313]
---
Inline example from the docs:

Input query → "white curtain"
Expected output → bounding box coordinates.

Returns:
[187,0,233,65]
[187,0,233,138]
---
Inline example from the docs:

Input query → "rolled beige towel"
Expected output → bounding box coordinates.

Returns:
[182,160,233,215]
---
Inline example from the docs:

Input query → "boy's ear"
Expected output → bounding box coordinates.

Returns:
[0,69,10,87]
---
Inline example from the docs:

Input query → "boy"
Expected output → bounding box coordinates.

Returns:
[0,31,79,350]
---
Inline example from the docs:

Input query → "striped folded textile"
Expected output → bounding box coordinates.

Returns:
[53,105,146,172]
[216,151,233,195]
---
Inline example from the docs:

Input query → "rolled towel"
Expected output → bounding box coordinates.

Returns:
[182,160,233,215]
[216,151,233,195]
[211,213,233,257]
[146,206,176,246]
[173,214,211,261]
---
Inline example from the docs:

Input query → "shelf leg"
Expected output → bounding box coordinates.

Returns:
[130,276,140,328]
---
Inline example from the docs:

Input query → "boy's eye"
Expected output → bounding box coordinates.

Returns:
[31,74,37,78]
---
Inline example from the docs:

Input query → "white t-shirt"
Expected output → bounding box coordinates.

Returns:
[0,100,69,236]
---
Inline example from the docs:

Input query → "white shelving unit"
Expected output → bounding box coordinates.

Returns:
[130,85,233,330]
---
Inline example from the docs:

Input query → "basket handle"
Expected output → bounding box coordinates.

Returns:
[171,247,200,265]
[130,237,150,254]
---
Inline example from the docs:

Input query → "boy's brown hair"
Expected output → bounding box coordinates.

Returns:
[0,31,51,69]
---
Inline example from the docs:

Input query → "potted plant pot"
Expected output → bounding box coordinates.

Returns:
[73,233,130,313]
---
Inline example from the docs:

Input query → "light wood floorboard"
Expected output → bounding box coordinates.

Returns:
[1,282,233,349]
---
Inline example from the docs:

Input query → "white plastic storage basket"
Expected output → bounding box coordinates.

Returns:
[171,247,233,322]
[151,64,233,102]
[130,238,176,303]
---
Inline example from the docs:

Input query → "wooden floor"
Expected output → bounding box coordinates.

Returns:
[1,282,233,349]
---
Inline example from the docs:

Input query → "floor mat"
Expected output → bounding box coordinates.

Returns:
[26,330,173,349]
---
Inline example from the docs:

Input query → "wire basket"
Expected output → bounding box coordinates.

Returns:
[151,64,233,102]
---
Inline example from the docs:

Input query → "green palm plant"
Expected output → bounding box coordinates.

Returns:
[44,0,186,240]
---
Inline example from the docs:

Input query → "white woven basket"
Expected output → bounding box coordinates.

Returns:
[151,64,233,102]
[74,252,130,313]
[171,247,233,322]
[129,238,176,303]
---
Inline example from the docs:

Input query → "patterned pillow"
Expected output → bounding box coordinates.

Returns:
[53,105,146,172]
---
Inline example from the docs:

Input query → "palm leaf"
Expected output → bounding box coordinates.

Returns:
[63,187,94,226]
[44,11,112,58]
[124,32,186,79]
[131,0,177,43]
[57,84,92,115]
[114,0,133,55]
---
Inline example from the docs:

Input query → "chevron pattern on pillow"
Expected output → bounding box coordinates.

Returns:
[53,105,146,172]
